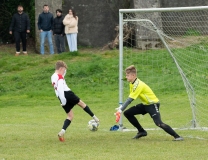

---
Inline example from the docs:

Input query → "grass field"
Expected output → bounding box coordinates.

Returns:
[0,46,208,160]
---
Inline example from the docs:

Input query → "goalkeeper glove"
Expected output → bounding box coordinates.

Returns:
[114,109,122,123]
[115,105,122,111]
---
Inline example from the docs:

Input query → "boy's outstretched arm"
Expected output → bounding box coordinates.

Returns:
[115,97,134,123]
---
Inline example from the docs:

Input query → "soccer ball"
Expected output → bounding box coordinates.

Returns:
[88,119,99,131]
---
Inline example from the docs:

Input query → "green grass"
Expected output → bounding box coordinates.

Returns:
[0,47,208,160]
[184,28,201,36]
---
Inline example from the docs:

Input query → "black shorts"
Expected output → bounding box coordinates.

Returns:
[58,91,80,113]
[124,103,164,125]
[125,103,160,118]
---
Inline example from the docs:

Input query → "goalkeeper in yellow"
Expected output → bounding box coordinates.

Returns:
[115,65,183,141]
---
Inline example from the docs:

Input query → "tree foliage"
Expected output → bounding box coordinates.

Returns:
[0,0,35,44]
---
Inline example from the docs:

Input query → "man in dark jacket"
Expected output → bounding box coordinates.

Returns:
[37,4,54,55]
[9,5,30,56]
[53,9,65,54]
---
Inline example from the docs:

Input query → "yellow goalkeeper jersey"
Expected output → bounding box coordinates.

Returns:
[129,78,159,105]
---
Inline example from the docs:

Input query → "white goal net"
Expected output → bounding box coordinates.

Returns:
[118,6,208,130]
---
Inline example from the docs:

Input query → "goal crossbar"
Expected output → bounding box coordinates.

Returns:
[119,6,208,13]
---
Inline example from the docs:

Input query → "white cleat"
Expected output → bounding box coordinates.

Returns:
[173,137,184,141]
[93,115,100,123]
[58,130,65,142]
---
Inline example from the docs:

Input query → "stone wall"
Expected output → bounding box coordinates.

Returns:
[35,0,62,53]
[132,0,162,49]
[34,0,208,49]
[62,0,123,47]
[161,0,208,7]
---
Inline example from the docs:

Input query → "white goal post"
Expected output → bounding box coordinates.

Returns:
[118,6,208,131]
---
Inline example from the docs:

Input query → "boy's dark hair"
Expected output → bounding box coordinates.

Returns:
[56,9,62,13]
[43,4,48,8]
[17,5,23,8]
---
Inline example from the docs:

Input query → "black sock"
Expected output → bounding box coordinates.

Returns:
[160,123,180,138]
[83,105,94,117]
[62,119,71,130]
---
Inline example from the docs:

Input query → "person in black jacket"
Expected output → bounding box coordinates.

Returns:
[9,5,30,56]
[37,4,54,55]
[53,9,65,54]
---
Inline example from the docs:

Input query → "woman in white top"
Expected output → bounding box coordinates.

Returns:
[63,9,78,52]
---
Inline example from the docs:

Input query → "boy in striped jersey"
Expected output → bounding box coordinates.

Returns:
[51,60,99,142]
[115,65,183,141]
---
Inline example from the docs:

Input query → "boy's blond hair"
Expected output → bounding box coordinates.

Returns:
[55,60,68,70]
[125,65,137,75]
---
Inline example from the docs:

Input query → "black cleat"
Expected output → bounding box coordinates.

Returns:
[132,131,147,139]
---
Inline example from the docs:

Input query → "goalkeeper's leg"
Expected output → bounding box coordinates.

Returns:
[152,114,182,139]
[148,104,183,141]
[124,104,147,138]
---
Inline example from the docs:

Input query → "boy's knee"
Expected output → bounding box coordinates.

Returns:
[155,123,161,127]
[160,123,167,128]
[153,119,163,127]
[123,110,130,117]
[154,121,167,129]
[67,114,74,120]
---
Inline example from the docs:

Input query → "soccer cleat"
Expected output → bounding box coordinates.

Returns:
[58,130,65,142]
[93,115,100,123]
[132,131,147,139]
[173,136,184,141]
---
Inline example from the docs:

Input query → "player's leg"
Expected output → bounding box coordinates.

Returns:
[77,100,99,123]
[70,33,77,52]
[14,31,21,55]
[54,34,60,53]
[40,31,46,54]
[21,32,27,54]
[123,104,147,139]
[58,107,74,142]
[47,31,54,54]
[64,90,99,123]
[66,34,72,52]
[60,35,65,53]
[147,103,183,141]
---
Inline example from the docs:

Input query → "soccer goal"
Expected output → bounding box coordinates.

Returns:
[118,6,208,131]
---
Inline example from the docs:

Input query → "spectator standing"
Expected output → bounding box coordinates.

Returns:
[53,9,65,54]
[37,4,54,55]
[63,9,78,52]
[9,5,30,56]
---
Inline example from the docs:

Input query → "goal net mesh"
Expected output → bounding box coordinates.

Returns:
[119,7,208,130]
